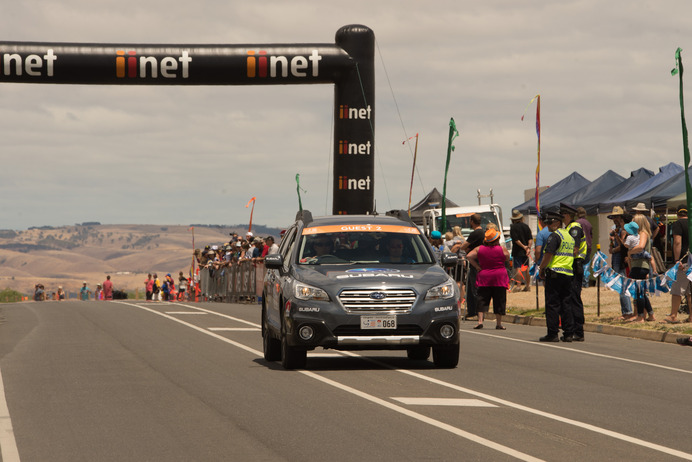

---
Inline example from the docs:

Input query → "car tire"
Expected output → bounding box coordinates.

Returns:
[281,332,307,370]
[263,310,281,362]
[406,346,431,360]
[432,344,459,368]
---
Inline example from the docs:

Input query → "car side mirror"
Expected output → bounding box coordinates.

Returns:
[264,254,283,269]
[441,252,458,268]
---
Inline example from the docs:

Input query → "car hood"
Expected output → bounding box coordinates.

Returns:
[292,264,451,290]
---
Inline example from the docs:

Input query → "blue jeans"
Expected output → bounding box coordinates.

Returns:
[612,255,633,316]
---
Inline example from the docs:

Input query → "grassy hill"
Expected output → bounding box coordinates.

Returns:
[0,223,282,298]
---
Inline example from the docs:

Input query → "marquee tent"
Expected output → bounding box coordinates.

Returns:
[598,162,682,211]
[513,172,591,215]
[556,170,625,212]
[579,167,654,214]
[640,166,692,209]
[408,187,458,225]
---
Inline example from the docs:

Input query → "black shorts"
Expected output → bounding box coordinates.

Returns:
[476,286,507,315]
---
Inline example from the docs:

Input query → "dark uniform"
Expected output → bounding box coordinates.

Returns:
[561,203,586,342]
[539,209,575,342]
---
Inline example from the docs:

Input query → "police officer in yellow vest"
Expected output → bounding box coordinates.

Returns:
[561,202,586,342]
[538,207,575,342]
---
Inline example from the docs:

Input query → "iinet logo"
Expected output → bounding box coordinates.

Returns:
[338,175,371,191]
[339,105,372,120]
[338,140,372,155]
[1,50,57,77]
[246,50,321,78]
[116,50,191,79]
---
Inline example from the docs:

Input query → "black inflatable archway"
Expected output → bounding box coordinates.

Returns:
[0,24,374,215]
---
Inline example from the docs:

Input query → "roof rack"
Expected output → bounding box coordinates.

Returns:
[295,209,313,226]
[385,209,416,226]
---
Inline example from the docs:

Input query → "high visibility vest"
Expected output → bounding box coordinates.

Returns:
[566,221,587,260]
[548,228,575,277]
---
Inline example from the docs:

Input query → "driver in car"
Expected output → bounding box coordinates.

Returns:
[300,236,335,263]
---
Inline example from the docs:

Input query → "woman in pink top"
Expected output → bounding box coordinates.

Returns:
[466,228,510,330]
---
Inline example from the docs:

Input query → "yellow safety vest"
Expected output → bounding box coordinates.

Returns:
[548,228,575,277]
[566,221,587,260]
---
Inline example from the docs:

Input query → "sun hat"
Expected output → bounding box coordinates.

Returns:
[607,206,625,219]
[484,228,501,243]
[632,202,649,212]
[624,222,639,235]
[511,210,523,220]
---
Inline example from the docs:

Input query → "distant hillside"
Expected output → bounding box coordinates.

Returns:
[0,223,282,297]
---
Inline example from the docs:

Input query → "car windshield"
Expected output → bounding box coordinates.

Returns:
[297,224,434,265]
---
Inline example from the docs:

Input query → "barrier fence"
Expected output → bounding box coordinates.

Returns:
[197,261,265,303]
[196,258,467,305]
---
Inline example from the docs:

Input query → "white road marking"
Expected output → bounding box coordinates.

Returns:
[164,311,208,315]
[392,397,497,407]
[173,303,261,328]
[117,301,692,461]
[465,330,692,375]
[207,327,259,332]
[115,301,542,461]
[339,350,692,461]
[0,366,20,462]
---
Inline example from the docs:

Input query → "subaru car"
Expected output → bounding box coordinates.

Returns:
[261,210,461,369]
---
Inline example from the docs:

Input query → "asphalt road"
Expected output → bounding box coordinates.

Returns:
[0,300,690,462]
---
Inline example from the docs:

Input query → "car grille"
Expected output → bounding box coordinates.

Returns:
[338,288,417,313]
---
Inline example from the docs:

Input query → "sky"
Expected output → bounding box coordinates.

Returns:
[1,0,690,230]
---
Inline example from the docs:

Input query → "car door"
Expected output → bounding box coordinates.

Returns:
[266,226,297,331]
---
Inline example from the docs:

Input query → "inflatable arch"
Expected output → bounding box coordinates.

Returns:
[0,24,375,215]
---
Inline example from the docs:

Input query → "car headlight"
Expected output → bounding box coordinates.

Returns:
[425,280,455,300]
[294,283,330,301]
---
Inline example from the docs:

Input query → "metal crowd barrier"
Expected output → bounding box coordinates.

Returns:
[198,261,265,303]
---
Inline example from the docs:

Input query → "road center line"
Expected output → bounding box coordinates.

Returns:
[116,301,542,461]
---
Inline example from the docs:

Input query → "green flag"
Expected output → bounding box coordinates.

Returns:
[672,47,692,256]
[441,118,459,234]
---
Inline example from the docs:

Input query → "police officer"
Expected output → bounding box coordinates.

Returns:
[538,207,575,342]
[560,202,586,342]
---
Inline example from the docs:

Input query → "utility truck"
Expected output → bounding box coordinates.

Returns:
[422,204,506,246]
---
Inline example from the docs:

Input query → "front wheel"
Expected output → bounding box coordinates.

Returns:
[263,310,281,362]
[281,332,307,370]
[432,344,459,368]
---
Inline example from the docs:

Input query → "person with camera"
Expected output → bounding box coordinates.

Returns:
[537,208,575,342]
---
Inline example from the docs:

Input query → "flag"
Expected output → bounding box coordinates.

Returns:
[522,95,541,226]
[246,197,256,232]
[441,119,459,234]
[672,48,692,255]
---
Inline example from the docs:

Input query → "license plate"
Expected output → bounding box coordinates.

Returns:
[361,315,397,329]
